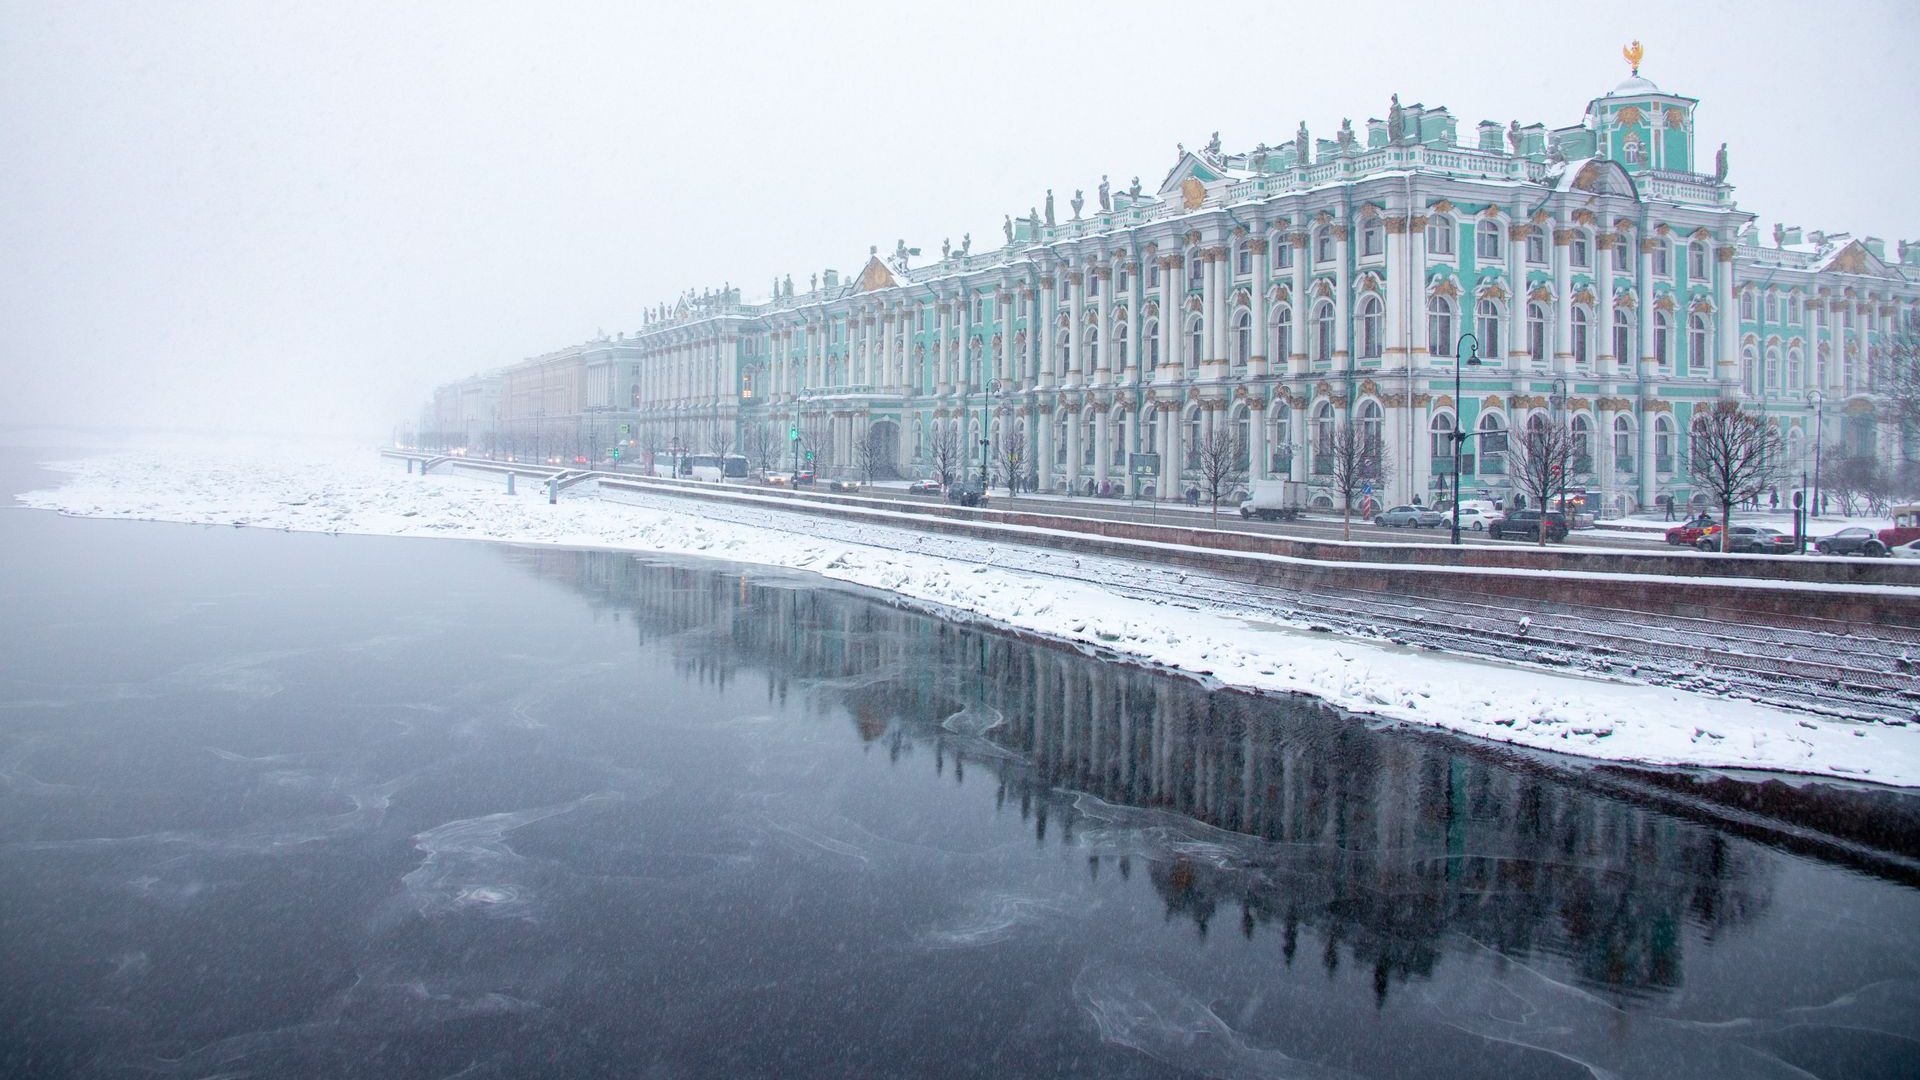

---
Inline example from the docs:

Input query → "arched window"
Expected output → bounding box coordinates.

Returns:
[1360,220,1383,258]
[1526,229,1547,264]
[1652,240,1671,278]
[1622,136,1642,165]
[1430,411,1455,462]
[1787,346,1803,389]
[1655,414,1675,470]
[1742,345,1759,396]
[1184,408,1202,468]
[1232,404,1250,469]
[1476,220,1502,261]
[1186,317,1204,367]
[1269,405,1291,474]
[1571,415,1591,468]
[1147,262,1161,288]
[1741,290,1756,321]
[1233,309,1252,365]
[1358,295,1383,359]
[1571,232,1591,268]
[1427,215,1454,256]
[1053,414,1068,464]
[1084,326,1099,375]
[1274,238,1293,269]
[1188,257,1204,286]
[1144,320,1160,367]
[1315,229,1334,264]
[1688,313,1710,374]
[1613,414,1633,469]
[1057,329,1072,374]
[1314,300,1335,362]
[1428,294,1454,356]
[1572,306,1591,364]
[1087,273,1100,299]
[1113,321,1128,369]
[1613,308,1632,368]
[1765,345,1780,391]
[1314,401,1336,461]
[1235,244,1251,276]
[1476,299,1502,357]
[1144,410,1159,459]
[1084,414,1096,465]
[1688,241,1709,281]
[1654,311,1672,370]
[1359,400,1383,453]
[1272,305,1292,361]
[1478,411,1508,463]
[1526,302,1548,362]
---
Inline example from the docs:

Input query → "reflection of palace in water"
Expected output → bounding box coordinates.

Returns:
[514,547,1788,1004]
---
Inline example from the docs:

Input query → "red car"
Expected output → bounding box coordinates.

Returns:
[1665,515,1719,546]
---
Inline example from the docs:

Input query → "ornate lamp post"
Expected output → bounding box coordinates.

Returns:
[1449,333,1483,545]
[1809,389,1825,518]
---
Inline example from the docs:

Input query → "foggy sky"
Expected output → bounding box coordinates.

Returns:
[3,0,1915,440]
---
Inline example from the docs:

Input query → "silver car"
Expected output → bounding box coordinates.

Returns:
[1373,504,1446,528]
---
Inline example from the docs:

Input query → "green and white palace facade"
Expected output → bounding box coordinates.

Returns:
[430,62,1918,514]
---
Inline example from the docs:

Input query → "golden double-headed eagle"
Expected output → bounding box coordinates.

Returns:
[1622,40,1644,77]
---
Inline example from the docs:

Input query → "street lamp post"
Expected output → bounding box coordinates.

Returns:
[1449,333,1483,545]
[1551,376,1569,519]
[979,377,1001,488]
[1809,389,1825,518]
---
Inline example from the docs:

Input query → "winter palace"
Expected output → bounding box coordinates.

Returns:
[424,51,1918,514]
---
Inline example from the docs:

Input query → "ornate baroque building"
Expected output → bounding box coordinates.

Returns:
[442,56,1918,513]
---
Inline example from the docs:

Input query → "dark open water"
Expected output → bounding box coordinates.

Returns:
[2,448,1917,1079]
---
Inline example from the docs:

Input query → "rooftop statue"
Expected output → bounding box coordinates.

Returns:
[1388,94,1404,143]
[1206,130,1221,157]
[941,238,951,259]
[1029,206,1040,230]
[1129,176,1141,197]
[1071,189,1084,219]
[1337,118,1354,153]
[1295,122,1309,164]
[1715,142,1728,182]
[1098,175,1111,212]
[1045,189,1055,226]
[1507,120,1522,154]
[1003,214,1014,244]
[960,233,971,255]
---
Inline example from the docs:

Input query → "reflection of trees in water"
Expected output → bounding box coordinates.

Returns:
[514,548,1778,1006]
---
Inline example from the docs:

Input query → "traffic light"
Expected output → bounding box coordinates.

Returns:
[789,426,800,441]
[611,448,620,459]
[805,450,815,462]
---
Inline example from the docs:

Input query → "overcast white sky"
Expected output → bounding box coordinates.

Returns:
[3,0,1914,439]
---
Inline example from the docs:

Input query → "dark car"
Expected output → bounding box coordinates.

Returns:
[1488,509,1569,542]
[828,479,860,493]
[1702,525,1797,554]
[1814,526,1888,557]
[791,470,816,486]
[907,479,942,495]
[945,480,990,508]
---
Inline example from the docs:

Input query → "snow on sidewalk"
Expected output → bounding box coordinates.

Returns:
[19,444,1920,788]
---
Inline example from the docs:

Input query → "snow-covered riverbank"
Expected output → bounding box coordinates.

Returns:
[18,444,1920,787]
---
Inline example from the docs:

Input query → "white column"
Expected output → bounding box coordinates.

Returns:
[1637,236,1656,379]
[1290,233,1310,375]
[1410,214,1431,363]
[1039,274,1057,386]
[1333,225,1352,368]
[1716,243,1738,386]
[1096,266,1114,383]
[1509,217,1529,364]
[1001,287,1017,384]
[1595,233,1617,371]
[1158,256,1180,383]
[1553,221,1574,374]
[1250,239,1270,376]
[1249,397,1268,481]
[1384,216,1406,366]
[1067,270,1085,386]
[1036,406,1053,491]
[1200,250,1218,366]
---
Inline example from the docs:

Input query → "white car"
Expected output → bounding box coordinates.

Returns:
[1447,506,1493,531]
[1891,538,1920,560]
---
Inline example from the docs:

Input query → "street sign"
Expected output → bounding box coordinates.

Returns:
[1362,482,1374,495]
[1129,452,1160,476]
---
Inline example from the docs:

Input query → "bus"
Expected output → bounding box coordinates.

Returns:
[687,453,750,482]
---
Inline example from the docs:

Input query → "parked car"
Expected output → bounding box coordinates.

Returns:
[945,480,990,507]
[1489,509,1570,542]
[1446,506,1493,532]
[792,470,816,486]
[1664,515,1720,546]
[1875,504,1920,551]
[1702,525,1796,554]
[907,479,942,495]
[1890,538,1920,560]
[1814,526,1887,557]
[1372,504,1446,528]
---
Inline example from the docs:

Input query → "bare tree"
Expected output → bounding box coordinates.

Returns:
[929,424,964,489]
[1327,421,1387,541]
[1505,413,1577,545]
[1689,400,1787,552]
[1875,314,1920,459]
[800,416,832,473]
[705,421,736,461]
[742,421,779,477]
[852,425,884,487]
[1194,430,1245,521]
[995,426,1028,500]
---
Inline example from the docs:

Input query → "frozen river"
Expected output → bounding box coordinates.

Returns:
[3,449,1918,1079]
